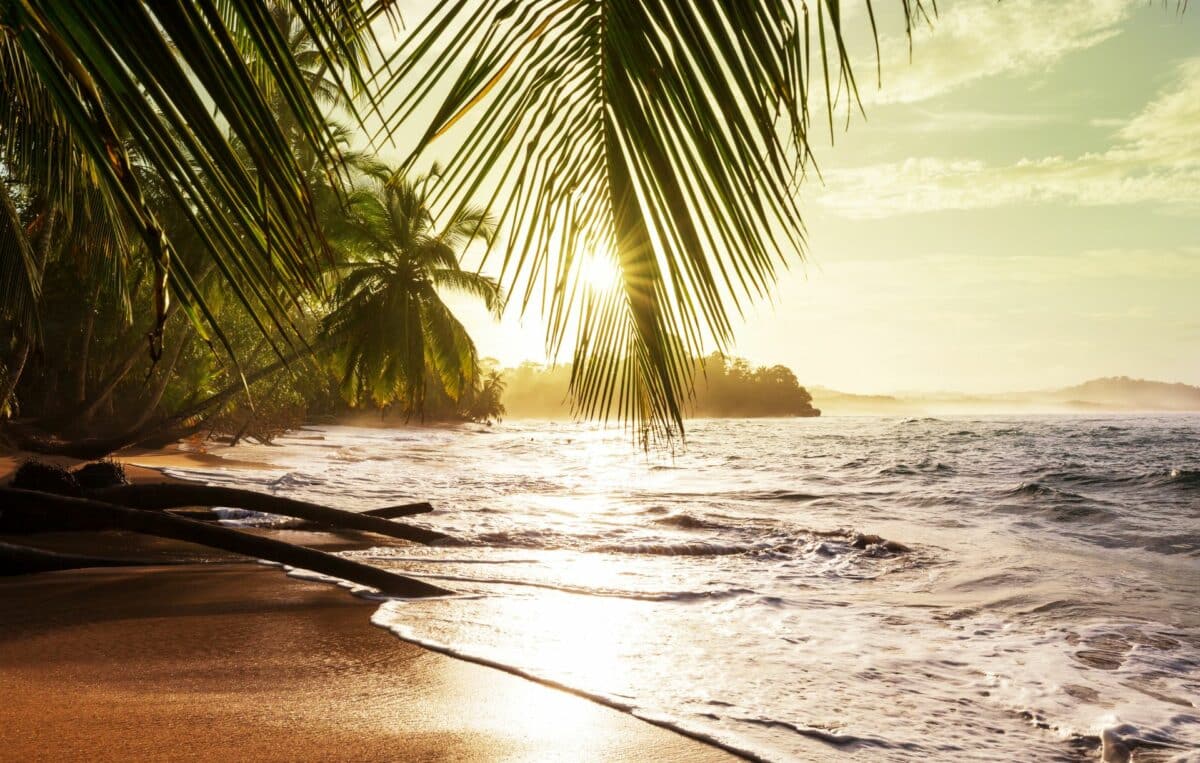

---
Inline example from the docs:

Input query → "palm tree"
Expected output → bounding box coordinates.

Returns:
[1,0,935,444]
[324,173,503,414]
[464,370,507,424]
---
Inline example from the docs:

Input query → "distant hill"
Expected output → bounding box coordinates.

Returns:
[1038,377,1200,411]
[807,386,910,414]
[812,377,1200,415]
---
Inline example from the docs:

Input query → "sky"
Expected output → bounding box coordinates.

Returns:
[414,1,1200,395]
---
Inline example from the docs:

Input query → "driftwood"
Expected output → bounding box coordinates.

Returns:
[0,541,174,575]
[86,483,452,545]
[0,488,451,597]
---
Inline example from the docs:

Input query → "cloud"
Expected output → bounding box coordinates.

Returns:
[818,58,1200,218]
[864,0,1139,105]
[890,107,1059,132]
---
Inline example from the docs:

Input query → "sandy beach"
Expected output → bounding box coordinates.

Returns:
[0,452,734,762]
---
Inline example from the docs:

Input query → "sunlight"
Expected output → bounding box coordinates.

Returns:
[579,251,621,295]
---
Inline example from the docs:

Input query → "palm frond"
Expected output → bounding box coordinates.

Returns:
[1,0,390,363]
[420,296,479,402]
[431,268,505,317]
[384,0,930,441]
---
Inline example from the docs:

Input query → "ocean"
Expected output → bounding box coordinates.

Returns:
[166,415,1200,761]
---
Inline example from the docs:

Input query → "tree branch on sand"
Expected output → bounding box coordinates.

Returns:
[0,540,182,575]
[0,487,452,598]
[87,483,452,545]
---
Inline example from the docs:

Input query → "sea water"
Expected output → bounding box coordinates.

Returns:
[166,416,1200,761]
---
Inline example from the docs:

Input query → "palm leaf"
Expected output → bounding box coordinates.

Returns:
[383,0,931,441]
[0,0,395,364]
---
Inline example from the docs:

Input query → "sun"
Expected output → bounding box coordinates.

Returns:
[578,251,621,294]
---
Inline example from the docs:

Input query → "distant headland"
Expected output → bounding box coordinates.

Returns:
[810,377,1200,416]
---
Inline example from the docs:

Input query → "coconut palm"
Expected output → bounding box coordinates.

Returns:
[465,370,507,424]
[324,173,503,414]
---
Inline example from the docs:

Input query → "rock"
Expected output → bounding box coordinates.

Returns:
[73,460,129,490]
[851,532,910,553]
[10,460,81,496]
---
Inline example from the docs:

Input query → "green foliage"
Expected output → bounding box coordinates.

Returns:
[324,173,502,413]
[462,370,507,425]
[0,4,501,450]
[692,354,820,418]
[0,0,398,360]
[500,354,819,420]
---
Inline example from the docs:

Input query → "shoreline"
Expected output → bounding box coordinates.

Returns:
[0,449,736,761]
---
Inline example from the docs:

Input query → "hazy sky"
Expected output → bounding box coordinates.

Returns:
[432,1,1200,394]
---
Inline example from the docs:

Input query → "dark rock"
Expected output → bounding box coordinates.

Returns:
[9,460,82,496]
[73,460,129,490]
[851,532,911,553]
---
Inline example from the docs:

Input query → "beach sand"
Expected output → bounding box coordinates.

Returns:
[0,452,735,762]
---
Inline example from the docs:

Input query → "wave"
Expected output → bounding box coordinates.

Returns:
[1004,482,1089,502]
[738,717,917,752]
[651,512,729,530]
[877,461,955,477]
[592,540,751,556]
[739,489,824,502]
[369,607,769,762]
[998,483,1115,524]
[1026,467,1200,493]
[267,471,322,489]
[384,571,754,602]
[1156,468,1200,489]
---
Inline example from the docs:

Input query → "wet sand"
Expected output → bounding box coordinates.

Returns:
[0,451,735,762]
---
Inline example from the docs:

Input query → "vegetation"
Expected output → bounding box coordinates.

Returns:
[502,354,819,420]
[692,355,820,418]
[0,6,505,454]
[0,0,936,456]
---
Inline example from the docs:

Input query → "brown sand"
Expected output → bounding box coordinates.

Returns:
[0,452,736,761]
[0,565,734,762]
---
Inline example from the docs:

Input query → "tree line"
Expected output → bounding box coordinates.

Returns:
[501,353,819,420]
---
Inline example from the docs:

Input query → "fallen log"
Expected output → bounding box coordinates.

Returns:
[0,541,175,575]
[86,483,452,546]
[0,488,452,597]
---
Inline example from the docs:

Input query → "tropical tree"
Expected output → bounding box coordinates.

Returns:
[465,370,507,424]
[324,173,503,414]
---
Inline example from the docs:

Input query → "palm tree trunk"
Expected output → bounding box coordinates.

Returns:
[74,281,102,404]
[129,324,193,431]
[75,344,144,426]
[0,341,31,416]
[0,540,175,575]
[71,263,214,429]
[0,420,167,459]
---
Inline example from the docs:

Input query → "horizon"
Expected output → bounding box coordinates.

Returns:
[482,356,1200,399]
